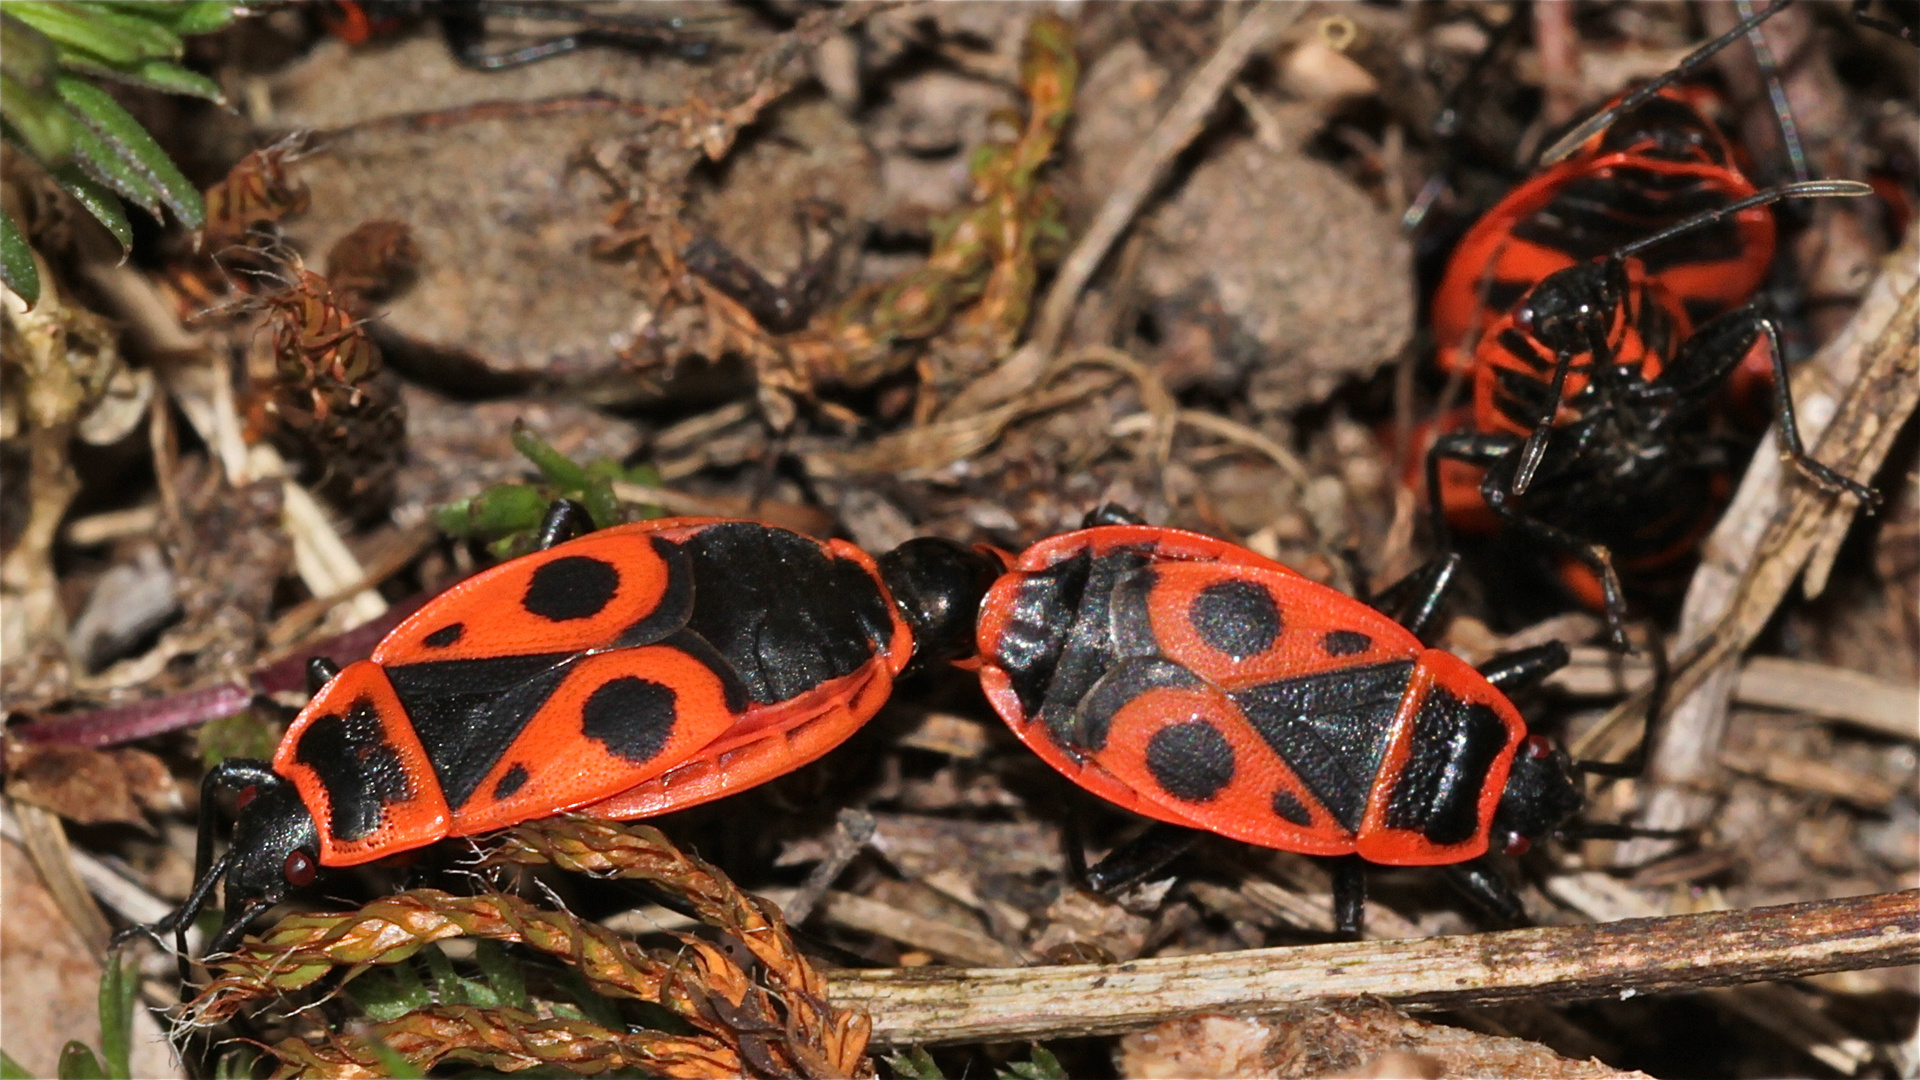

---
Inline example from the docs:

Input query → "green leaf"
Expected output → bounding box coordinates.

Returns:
[1,72,76,164]
[69,3,189,59]
[195,710,279,768]
[551,967,624,1031]
[57,52,225,104]
[209,1047,260,1080]
[97,2,236,35]
[1,209,40,307]
[167,3,240,36]
[0,13,62,93]
[97,954,136,1080]
[474,941,529,1009]
[885,1047,947,1080]
[437,483,549,540]
[582,476,621,530]
[420,945,465,1004]
[56,1042,105,1080]
[0,1050,32,1080]
[359,1039,426,1080]
[65,116,162,217]
[996,1045,1066,1080]
[345,957,431,1022]
[512,422,590,490]
[53,165,132,254]
[8,2,179,66]
[55,75,203,227]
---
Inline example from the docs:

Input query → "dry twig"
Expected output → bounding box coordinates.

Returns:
[830,890,1918,1047]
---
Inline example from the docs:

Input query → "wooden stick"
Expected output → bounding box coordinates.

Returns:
[1550,650,1916,741]
[828,890,1919,1047]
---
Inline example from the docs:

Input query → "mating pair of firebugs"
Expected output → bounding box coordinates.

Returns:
[131,495,1625,955]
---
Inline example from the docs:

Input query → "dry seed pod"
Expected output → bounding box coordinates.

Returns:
[202,133,312,256]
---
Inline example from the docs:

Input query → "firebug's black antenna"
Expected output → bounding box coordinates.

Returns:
[1540,0,1795,166]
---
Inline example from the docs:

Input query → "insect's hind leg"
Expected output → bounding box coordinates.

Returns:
[1444,858,1529,927]
[1476,642,1570,693]
[1476,461,1634,653]
[1084,823,1202,894]
[1712,308,1878,506]
[1327,855,1367,940]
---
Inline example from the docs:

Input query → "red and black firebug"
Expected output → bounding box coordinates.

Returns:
[973,508,1665,935]
[128,501,1000,957]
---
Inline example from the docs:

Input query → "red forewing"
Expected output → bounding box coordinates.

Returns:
[577,659,897,820]
[1090,683,1355,856]
[1136,562,1420,689]
[446,644,740,835]
[374,524,692,665]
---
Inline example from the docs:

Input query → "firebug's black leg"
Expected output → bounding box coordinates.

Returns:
[117,758,280,982]
[1060,812,1091,886]
[1370,553,1463,644]
[1475,459,1634,653]
[1746,310,1880,507]
[1443,858,1528,926]
[536,499,594,551]
[1575,624,1669,779]
[1513,346,1580,496]
[1476,642,1570,693]
[306,656,340,695]
[1083,503,1147,527]
[1424,429,1515,554]
[1853,0,1918,43]
[1427,430,1632,649]
[1084,823,1202,894]
[1327,855,1367,939]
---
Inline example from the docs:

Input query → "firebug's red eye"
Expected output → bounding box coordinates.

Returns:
[1503,833,1532,856]
[284,850,317,886]
[1524,734,1554,759]
[235,785,258,812]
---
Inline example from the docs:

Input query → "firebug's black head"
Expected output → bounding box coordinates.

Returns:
[1491,735,1584,856]
[215,771,320,953]
[878,537,1006,670]
[1515,262,1623,354]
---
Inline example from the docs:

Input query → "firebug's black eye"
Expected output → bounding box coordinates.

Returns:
[1524,734,1554,760]
[1502,832,1532,856]
[284,849,317,886]
[235,785,258,812]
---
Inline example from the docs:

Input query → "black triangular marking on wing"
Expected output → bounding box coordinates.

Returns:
[1230,661,1414,832]
[385,652,577,812]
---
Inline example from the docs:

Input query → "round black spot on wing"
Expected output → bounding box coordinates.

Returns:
[1189,579,1281,659]
[523,556,620,622]
[580,677,677,764]
[423,623,464,648]
[1146,721,1236,803]
[492,763,529,801]
[1321,630,1372,657]
[1271,788,1313,827]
